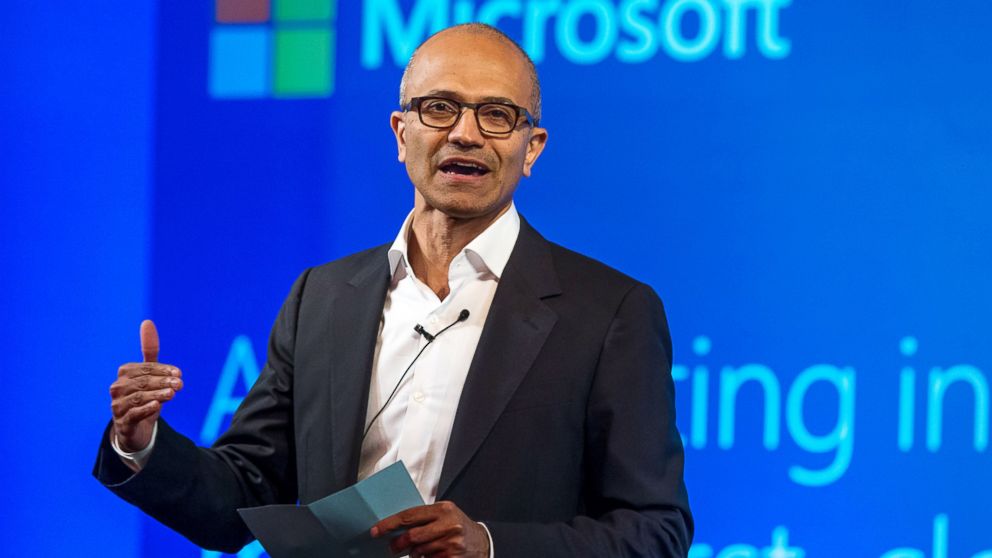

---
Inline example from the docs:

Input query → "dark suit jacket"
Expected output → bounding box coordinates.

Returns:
[94,218,693,556]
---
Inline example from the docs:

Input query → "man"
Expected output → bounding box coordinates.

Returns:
[96,24,692,557]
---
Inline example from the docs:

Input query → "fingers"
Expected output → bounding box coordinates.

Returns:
[112,367,182,396]
[409,532,467,558]
[398,522,464,556]
[373,502,486,557]
[110,387,177,420]
[372,505,437,538]
[117,362,181,378]
[115,399,161,434]
[110,363,182,434]
[140,319,159,363]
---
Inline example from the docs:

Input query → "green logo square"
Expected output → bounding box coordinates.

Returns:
[274,0,334,22]
[274,28,334,97]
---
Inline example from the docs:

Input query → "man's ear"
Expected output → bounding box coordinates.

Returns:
[522,127,548,177]
[390,111,407,163]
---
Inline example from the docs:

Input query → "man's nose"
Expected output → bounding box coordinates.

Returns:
[447,108,485,147]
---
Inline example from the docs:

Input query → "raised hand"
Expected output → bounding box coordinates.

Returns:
[109,320,183,453]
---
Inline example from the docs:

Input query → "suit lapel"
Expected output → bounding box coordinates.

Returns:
[437,220,561,498]
[327,248,391,487]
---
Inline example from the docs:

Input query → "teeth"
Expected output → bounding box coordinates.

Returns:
[448,161,484,170]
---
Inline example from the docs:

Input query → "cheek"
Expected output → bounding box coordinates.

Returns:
[404,134,430,160]
[503,143,530,173]
[404,138,435,177]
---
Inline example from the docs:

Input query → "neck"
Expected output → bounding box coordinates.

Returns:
[407,202,510,300]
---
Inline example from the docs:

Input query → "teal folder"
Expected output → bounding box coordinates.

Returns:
[238,461,424,558]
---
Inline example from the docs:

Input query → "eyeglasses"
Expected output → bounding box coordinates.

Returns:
[402,96,538,135]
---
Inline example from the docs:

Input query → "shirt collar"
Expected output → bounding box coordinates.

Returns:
[387,203,521,281]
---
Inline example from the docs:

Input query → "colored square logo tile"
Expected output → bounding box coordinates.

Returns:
[209,27,271,98]
[274,0,334,22]
[216,0,270,23]
[273,28,333,97]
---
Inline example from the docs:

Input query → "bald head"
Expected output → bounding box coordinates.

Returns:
[399,23,542,123]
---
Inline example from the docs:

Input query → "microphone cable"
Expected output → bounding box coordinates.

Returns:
[362,309,470,441]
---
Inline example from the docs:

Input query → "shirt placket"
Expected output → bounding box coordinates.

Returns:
[394,254,477,501]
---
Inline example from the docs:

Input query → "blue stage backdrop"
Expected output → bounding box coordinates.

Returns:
[2,1,990,557]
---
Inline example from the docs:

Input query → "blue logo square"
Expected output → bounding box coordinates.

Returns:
[209,27,271,98]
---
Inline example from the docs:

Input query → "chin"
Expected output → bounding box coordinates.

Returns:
[422,192,508,221]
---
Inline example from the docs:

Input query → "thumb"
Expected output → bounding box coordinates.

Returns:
[140,319,160,363]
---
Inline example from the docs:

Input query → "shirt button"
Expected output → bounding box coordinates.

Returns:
[429,315,439,325]
[413,391,426,403]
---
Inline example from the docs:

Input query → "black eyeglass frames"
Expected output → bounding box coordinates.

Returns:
[402,96,538,135]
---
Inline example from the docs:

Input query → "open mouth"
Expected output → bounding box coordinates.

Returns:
[439,160,490,177]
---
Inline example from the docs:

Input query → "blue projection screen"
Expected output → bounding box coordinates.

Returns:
[2,0,989,556]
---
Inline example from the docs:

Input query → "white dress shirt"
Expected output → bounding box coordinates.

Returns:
[358,204,519,503]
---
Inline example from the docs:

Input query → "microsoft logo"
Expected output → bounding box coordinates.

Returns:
[209,0,336,99]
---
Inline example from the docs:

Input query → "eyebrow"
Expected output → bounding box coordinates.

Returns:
[422,90,519,106]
